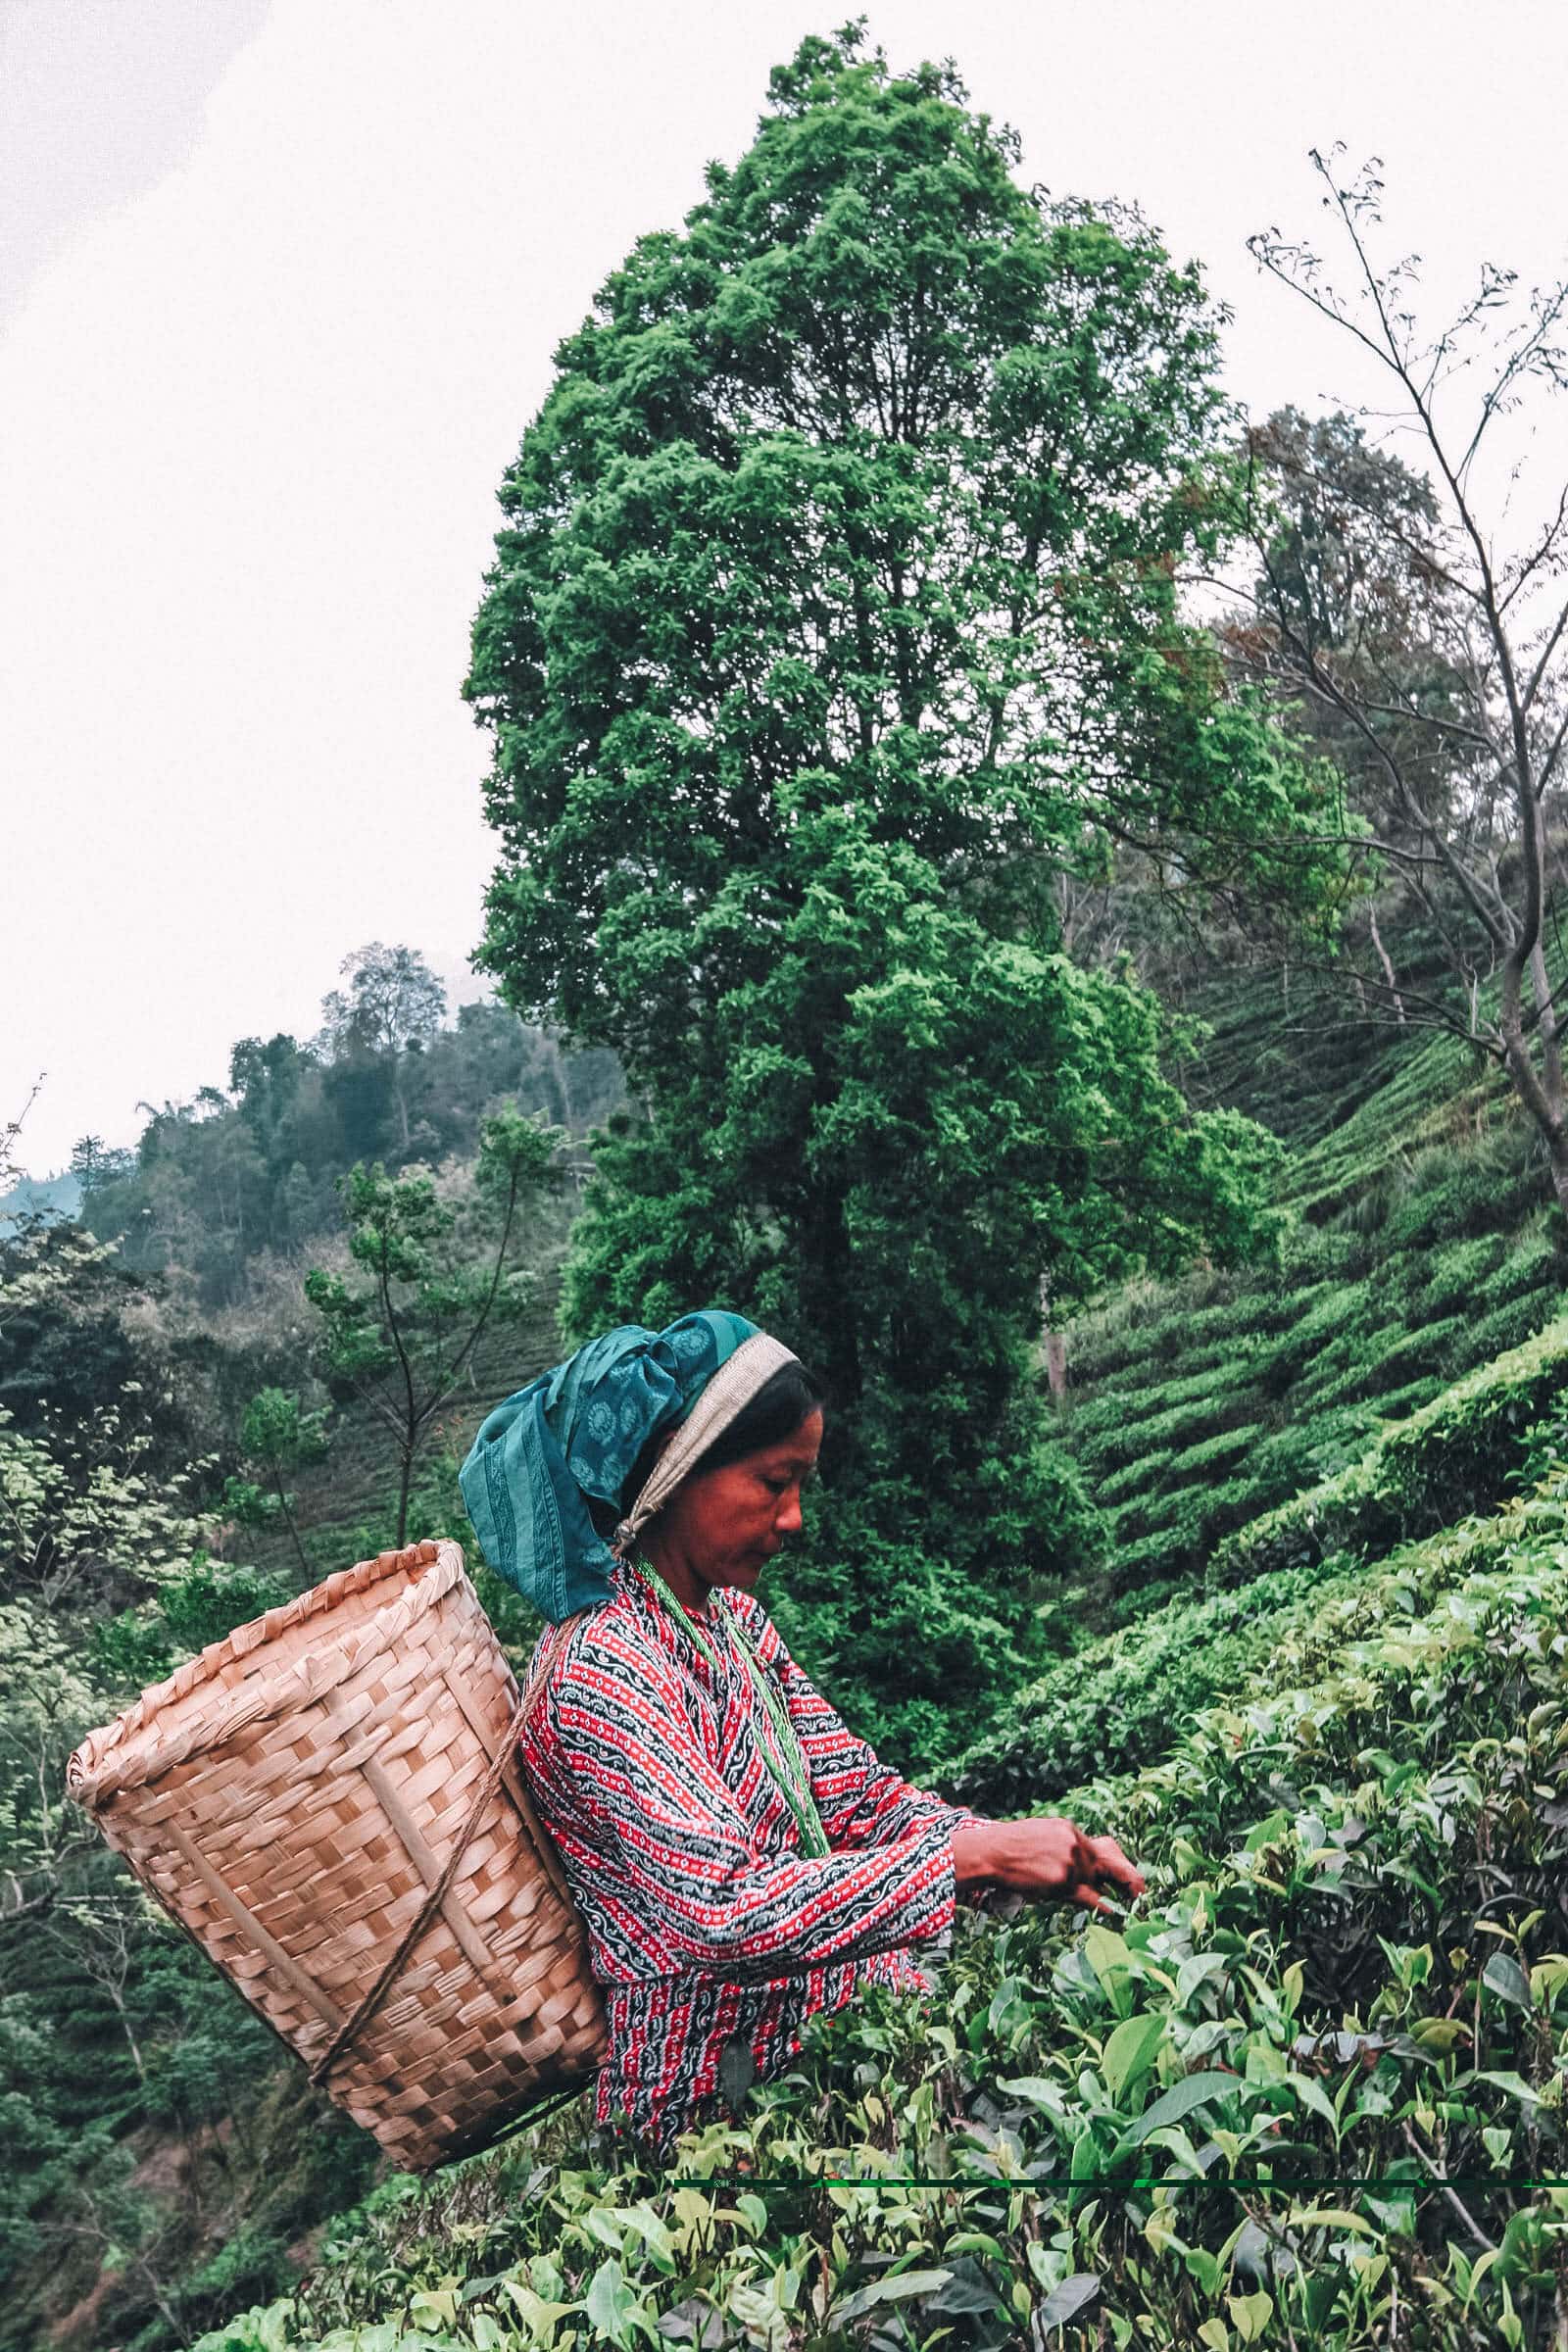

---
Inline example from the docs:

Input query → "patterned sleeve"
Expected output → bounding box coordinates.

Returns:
[528,1615,958,1982]
[735,1600,990,1850]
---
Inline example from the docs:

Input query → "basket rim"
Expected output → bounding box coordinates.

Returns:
[66,1538,475,1806]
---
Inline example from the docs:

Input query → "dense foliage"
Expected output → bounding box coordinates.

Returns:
[304,1107,563,1544]
[197,1452,1568,2352]
[10,803,1567,2352]
[466,26,1338,1767]
[950,1332,1568,1810]
[0,1218,384,2352]
[78,985,618,1310]
[0,1006,582,2352]
[12,35,1568,2352]
[1049,1027,1564,1615]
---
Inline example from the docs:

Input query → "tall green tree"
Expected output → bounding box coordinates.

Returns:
[305,1107,562,1546]
[466,29,1332,1762]
[68,1136,135,1199]
[318,944,448,1153]
[220,1388,330,1579]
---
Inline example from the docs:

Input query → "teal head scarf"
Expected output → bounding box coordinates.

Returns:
[460,1309,795,1623]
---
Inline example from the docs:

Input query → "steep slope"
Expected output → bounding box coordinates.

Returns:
[51,979,1568,2352]
[1053,995,1562,1623]
[195,1451,1568,2352]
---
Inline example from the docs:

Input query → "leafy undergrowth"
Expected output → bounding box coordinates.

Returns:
[198,1467,1568,2351]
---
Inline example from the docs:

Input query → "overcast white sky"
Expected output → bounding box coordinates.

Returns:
[6,0,1568,1177]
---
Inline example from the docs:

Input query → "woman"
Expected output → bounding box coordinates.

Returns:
[461,1308,1143,2158]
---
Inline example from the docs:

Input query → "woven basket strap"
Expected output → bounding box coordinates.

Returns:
[308,1611,582,2088]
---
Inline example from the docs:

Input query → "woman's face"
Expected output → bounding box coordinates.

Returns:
[657,1408,824,1599]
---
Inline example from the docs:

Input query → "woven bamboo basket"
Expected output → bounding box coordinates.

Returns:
[66,1539,608,2172]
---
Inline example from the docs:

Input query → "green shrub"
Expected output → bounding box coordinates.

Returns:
[1100,1471,1274,1594]
[954,1456,1568,1811]
[949,1560,1329,1809]
[1245,1402,1377,1488]
[209,1478,1568,2352]
[1380,1156,1542,1250]
[1460,1287,1560,1366]
[91,1609,175,1690]
[1068,1358,1258,1451]
[1298,1312,1471,1412]
[93,1559,293,1690]
[1413,1232,1508,1316]
[1207,1314,1568,1589]
[161,1560,293,1652]
[1079,1390,1250,1468]
[1362,1375,1446,1423]
[1253,1278,1377,1395]
[1491,1222,1563,1301]
[1095,1447,1176,1506]
[1162,1422,1260,1480]
[1110,1484,1193,1540]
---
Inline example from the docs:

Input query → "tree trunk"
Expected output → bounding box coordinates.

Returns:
[1368,908,1406,1024]
[1529,939,1565,1114]
[1039,1275,1068,1399]
[1499,953,1568,1218]
[394,1440,415,1547]
[1547,1137,1568,1221]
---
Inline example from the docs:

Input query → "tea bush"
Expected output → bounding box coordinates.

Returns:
[195,1475,1568,2352]
[1208,1317,1568,1591]
[949,1472,1568,1811]
[1057,1078,1564,1594]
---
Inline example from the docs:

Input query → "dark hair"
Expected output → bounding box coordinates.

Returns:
[688,1358,828,1478]
[618,1357,827,1513]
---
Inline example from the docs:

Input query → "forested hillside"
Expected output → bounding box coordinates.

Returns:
[0,960,618,2350]
[8,893,1566,2352]
[73,958,620,1313]
[142,987,1563,2352]
[12,23,1568,2352]
[47,982,1540,2352]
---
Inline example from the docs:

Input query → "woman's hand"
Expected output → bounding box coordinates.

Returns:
[952,1818,1145,1913]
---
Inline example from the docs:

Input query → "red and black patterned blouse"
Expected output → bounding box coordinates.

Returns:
[518,1558,985,2155]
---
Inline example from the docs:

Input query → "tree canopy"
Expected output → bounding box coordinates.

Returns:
[466,27,1332,1763]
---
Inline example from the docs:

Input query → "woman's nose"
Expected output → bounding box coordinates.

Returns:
[774,1487,804,1535]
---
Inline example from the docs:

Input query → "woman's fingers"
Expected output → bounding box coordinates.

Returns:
[979,1817,1147,1908]
[1062,1830,1146,1912]
[1081,1832,1146,1899]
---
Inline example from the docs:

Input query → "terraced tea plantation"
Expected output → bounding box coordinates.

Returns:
[1058,1015,1562,1620]
[197,1445,1568,2352]
[172,967,1568,2352]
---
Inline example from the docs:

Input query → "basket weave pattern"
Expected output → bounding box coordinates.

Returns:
[67,1540,607,2171]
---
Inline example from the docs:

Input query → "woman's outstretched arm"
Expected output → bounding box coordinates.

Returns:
[733,1597,988,1848]
[731,1602,1145,1912]
[522,1615,966,1981]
